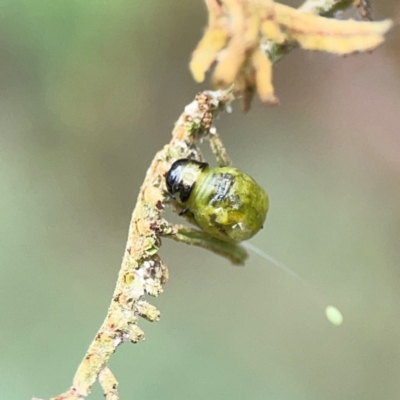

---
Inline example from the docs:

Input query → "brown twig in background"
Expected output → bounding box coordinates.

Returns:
[32,1,392,399]
[190,0,391,109]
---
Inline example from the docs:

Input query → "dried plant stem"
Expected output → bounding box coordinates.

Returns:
[208,128,232,166]
[33,90,235,400]
[264,0,364,63]
[98,368,118,400]
[32,1,369,399]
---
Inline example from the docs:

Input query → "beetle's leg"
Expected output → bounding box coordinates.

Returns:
[160,223,248,265]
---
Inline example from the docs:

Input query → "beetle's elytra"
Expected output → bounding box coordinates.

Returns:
[166,159,269,242]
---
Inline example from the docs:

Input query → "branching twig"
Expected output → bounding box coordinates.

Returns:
[33,90,236,400]
[32,1,389,399]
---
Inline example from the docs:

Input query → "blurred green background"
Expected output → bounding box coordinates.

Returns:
[1,1,400,399]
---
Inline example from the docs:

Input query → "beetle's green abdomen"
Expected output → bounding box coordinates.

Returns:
[188,166,268,242]
[166,159,269,243]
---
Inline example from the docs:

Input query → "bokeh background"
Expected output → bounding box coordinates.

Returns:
[1,1,399,399]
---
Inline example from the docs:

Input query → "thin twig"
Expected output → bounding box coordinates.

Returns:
[98,368,118,400]
[208,128,232,167]
[32,1,369,399]
[264,0,355,63]
[34,90,234,400]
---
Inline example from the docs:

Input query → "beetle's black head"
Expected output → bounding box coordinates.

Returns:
[166,158,208,203]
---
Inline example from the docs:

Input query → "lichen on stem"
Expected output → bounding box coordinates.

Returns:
[33,89,238,400]
[208,128,232,167]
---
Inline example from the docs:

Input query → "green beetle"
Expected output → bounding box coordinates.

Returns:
[166,159,269,242]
